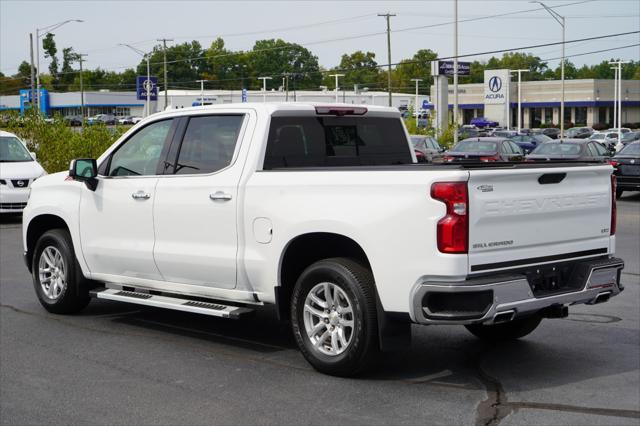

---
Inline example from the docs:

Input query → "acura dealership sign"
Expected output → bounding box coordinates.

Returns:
[484,70,509,105]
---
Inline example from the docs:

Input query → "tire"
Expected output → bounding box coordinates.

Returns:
[32,229,91,314]
[465,315,542,341]
[616,188,624,199]
[291,257,379,377]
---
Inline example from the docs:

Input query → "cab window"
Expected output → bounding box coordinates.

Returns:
[108,119,174,176]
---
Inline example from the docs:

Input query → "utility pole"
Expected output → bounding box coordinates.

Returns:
[411,78,422,127]
[453,0,459,144]
[378,13,396,107]
[611,66,618,131]
[510,69,528,133]
[534,2,565,136]
[157,38,173,110]
[329,74,344,103]
[29,33,35,113]
[284,73,290,102]
[258,76,272,103]
[196,80,208,106]
[77,53,88,125]
[35,19,83,112]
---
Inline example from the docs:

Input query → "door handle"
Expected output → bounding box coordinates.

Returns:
[210,191,232,201]
[131,191,151,200]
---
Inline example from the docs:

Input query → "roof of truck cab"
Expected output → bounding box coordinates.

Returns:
[150,102,401,118]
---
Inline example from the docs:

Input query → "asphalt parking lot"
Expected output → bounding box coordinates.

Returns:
[1,194,638,425]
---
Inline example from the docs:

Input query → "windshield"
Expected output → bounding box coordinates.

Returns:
[590,134,605,140]
[0,136,33,162]
[618,143,640,155]
[531,143,582,155]
[622,133,639,141]
[411,137,425,147]
[532,134,552,143]
[451,140,498,152]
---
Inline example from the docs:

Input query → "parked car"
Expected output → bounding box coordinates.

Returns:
[22,103,624,377]
[117,116,135,125]
[445,137,524,162]
[607,128,631,135]
[526,139,611,162]
[470,117,499,128]
[410,135,444,163]
[589,132,619,151]
[131,116,143,124]
[620,131,640,146]
[63,115,83,126]
[458,127,479,139]
[612,141,640,198]
[492,130,518,138]
[87,114,116,125]
[563,127,593,139]
[531,134,553,144]
[540,128,561,139]
[0,131,46,213]
[509,134,541,154]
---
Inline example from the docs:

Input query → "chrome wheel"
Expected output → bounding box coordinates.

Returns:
[38,246,66,300]
[303,282,355,356]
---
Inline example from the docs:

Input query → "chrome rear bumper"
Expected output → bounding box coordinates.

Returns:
[411,257,624,325]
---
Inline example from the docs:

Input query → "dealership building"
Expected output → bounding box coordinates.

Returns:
[429,72,640,128]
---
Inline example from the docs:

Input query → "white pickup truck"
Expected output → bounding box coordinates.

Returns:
[22,103,624,376]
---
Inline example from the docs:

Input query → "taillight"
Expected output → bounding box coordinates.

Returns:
[479,156,499,162]
[431,182,468,254]
[608,160,618,168]
[444,156,456,162]
[611,174,616,235]
[314,106,367,116]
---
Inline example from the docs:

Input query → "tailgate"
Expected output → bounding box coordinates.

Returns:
[467,165,613,274]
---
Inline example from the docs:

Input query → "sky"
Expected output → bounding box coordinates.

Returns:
[1,0,639,77]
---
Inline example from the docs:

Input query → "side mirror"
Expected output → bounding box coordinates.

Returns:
[69,158,98,191]
[30,151,37,160]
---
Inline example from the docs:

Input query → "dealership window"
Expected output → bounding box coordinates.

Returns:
[563,107,571,124]
[575,107,587,126]
[544,108,553,124]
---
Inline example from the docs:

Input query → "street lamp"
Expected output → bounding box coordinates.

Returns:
[411,78,423,127]
[196,79,209,107]
[258,76,272,103]
[329,74,344,103]
[119,44,152,117]
[36,19,83,111]
[510,69,528,133]
[531,1,565,136]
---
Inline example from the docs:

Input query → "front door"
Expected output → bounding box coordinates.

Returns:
[79,118,175,280]
[153,113,248,289]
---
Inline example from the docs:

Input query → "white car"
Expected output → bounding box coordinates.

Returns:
[607,128,631,134]
[22,103,624,376]
[590,132,619,149]
[0,131,46,213]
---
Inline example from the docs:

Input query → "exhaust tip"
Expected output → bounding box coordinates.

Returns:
[593,292,612,304]
[493,310,515,324]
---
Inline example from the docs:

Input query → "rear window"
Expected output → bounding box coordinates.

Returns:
[532,143,582,155]
[619,143,640,155]
[263,116,412,169]
[451,140,498,152]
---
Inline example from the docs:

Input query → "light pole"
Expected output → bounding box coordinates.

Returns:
[35,19,83,112]
[120,44,152,117]
[77,53,87,124]
[258,76,272,103]
[510,69,528,133]
[329,74,344,103]
[611,66,618,133]
[196,79,209,106]
[411,78,422,127]
[532,1,565,136]
[609,60,630,142]
[453,0,459,144]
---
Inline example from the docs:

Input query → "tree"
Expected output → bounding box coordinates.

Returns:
[329,51,379,89]
[394,49,438,93]
[42,33,60,89]
[137,41,206,91]
[204,38,251,90]
[250,39,322,90]
[60,47,80,91]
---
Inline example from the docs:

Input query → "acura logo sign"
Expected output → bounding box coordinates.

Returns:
[488,76,502,93]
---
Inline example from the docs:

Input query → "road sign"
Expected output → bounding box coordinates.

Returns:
[136,76,158,101]
[431,61,471,77]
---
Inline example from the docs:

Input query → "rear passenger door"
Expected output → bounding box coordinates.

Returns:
[152,113,249,289]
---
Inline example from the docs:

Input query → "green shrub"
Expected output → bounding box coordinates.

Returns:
[0,112,126,173]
